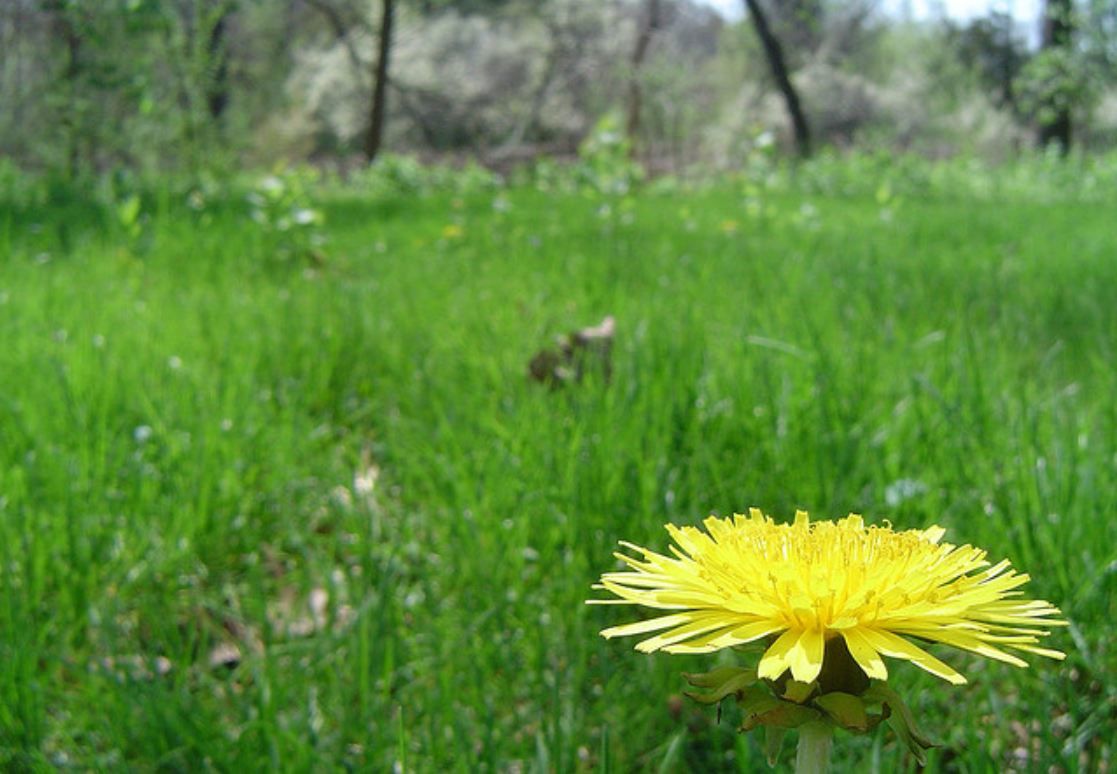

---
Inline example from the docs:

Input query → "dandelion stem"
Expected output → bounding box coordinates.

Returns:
[795,721,833,774]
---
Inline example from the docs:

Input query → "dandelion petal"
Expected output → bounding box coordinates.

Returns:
[842,629,888,680]
[758,629,800,680]
[861,628,967,685]
[787,629,825,683]
[589,509,1064,686]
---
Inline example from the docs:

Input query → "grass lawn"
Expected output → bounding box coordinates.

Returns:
[0,164,1114,770]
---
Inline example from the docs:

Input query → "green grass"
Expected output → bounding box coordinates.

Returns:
[0,168,1115,771]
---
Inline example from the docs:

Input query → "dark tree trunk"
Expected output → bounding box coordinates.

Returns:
[625,0,661,152]
[742,0,811,158]
[206,9,231,122]
[1037,0,1072,154]
[45,0,83,176]
[64,17,81,175]
[304,0,363,71]
[364,0,396,162]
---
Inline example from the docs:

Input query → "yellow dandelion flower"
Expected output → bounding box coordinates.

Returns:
[590,509,1065,686]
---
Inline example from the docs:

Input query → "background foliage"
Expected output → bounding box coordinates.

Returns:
[3,0,1117,177]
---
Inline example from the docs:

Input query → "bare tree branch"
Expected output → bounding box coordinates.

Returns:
[304,0,367,72]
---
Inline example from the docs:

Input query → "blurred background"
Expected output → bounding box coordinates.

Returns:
[1,0,1114,179]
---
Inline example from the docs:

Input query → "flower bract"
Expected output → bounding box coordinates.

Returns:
[590,509,1065,685]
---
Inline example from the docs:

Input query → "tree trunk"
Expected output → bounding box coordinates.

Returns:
[45,0,84,177]
[742,0,811,158]
[1037,0,1072,154]
[625,0,661,152]
[364,0,396,162]
[206,8,231,122]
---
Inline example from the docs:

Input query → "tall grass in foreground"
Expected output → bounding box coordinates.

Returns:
[0,168,1114,770]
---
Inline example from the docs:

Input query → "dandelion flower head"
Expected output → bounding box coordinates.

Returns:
[591,509,1065,686]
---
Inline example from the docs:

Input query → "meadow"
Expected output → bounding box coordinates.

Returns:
[0,154,1115,771]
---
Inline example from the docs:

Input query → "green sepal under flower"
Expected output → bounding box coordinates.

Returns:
[682,666,757,704]
[682,664,937,765]
[738,683,823,730]
[862,682,937,766]
[813,692,871,732]
[764,726,788,767]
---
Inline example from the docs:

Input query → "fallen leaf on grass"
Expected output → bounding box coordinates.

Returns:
[529,315,615,388]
